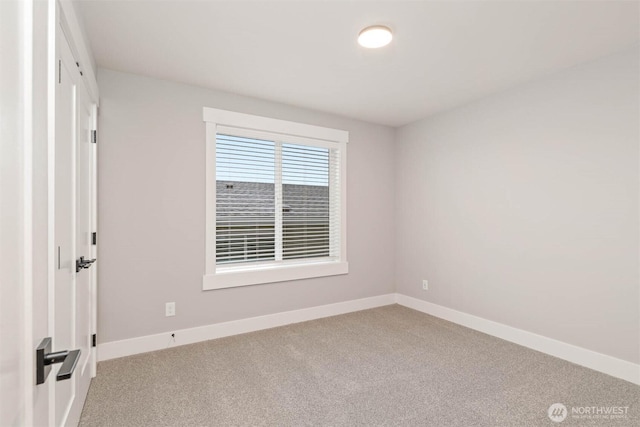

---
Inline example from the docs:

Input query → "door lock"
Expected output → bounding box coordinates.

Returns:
[36,337,81,385]
[76,256,96,273]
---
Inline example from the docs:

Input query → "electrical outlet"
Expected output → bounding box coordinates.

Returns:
[422,280,428,291]
[165,302,175,317]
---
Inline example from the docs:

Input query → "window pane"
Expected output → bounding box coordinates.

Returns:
[216,135,275,264]
[282,143,330,260]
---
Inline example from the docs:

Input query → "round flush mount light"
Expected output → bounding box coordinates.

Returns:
[358,25,393,48]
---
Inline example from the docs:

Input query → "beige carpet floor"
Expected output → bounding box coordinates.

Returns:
[79,305,639,426]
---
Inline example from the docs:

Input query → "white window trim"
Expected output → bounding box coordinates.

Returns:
[203,107,348,290]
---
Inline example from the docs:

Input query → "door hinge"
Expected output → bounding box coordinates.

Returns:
[92,334,97,347]
[92,232,97,245]
[91,130,97,144]
[58,60,61,84]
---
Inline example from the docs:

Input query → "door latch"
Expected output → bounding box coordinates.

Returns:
[36,337,81,385]
[76,256,96,273]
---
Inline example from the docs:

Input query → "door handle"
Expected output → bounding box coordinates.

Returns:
[36,337,81,385]
[75,256,96,273]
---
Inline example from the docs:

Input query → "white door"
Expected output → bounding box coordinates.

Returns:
[54,24,77,427]
[54,25,96,426]
[0,1,96,426]
[0,1,31,424]
[0,0,58,425]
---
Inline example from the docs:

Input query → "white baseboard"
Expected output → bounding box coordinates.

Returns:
[97,293,396,361]
[395,293,640,385]
[98,292,639,386]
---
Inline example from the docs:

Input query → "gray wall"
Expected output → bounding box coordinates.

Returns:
[97,69,396,343]
[395,49,640,364]
[99,49,639,366]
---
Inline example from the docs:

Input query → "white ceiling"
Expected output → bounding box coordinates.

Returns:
[79,0,639,127]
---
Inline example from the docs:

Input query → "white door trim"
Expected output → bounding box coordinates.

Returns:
[22,0,35,424]
[58,0,99,105]
[46,1,57,424]
[90,104,98,379]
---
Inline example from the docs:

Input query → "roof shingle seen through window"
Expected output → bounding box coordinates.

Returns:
[216,180,329,221]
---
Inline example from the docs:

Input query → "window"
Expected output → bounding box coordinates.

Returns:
[204,108,348,290]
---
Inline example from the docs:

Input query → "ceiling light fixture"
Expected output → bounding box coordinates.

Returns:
[358,25,393,48]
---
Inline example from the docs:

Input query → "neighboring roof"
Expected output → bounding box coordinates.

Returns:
[216,180,329,222]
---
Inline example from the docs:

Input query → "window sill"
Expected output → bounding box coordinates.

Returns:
[203,261,349,290]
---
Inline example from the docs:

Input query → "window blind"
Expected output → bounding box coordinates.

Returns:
[215,134,341,266]
[216,135,276,264]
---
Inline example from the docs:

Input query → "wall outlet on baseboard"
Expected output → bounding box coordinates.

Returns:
[422,280,428,291]
[165,302,176,317]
